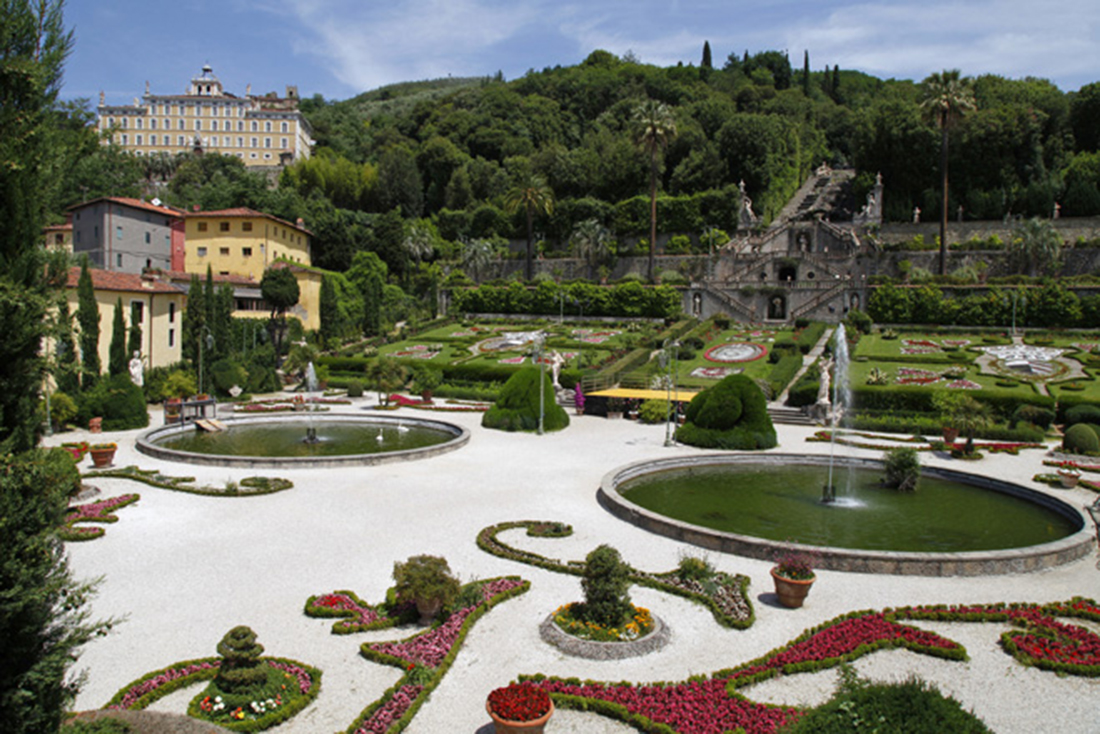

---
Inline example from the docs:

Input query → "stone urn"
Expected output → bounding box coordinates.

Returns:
[771,568,815,609]
[1058,470,1081,488]
[415,598,443,626]
[942,427,959,444]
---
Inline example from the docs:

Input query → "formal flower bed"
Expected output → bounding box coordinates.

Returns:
[391,344,441,359]
[944,378,983,390]
[807,430,1043,454]
[304,590,415,634]
[313,576,529,734]
[552,603,654,642]
[704,343,767,363]
[690,366,742,379]
[519,599,1100,734]
[105,657,321,732]
[82,466,293,497]
[476,520,754,629]
[59,494,140,541]
[385,394,491,412]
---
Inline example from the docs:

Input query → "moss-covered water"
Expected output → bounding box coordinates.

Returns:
[157,421,451,458]
[620,464,1076,552]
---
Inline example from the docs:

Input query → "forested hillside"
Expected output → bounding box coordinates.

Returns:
[53,47,1100,283]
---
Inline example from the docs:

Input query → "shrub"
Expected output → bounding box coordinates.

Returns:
[49,392,78,430]
[1063,423,1100,454]
[209,358,248,396]
[766,354,804,398]
[677,374,777,450]
[159,369,197,401]
[577,545,633,629]
[780,670,993,734]
[78,374,150,431]
[846,309,873,334]
[392,554,461,621]
[882,447,920,492]
[1012,404,1054,430]
[1065,404,1100,427]
[346,380,364,398]
[769,339,799,363]
[214,626,266,693]
[482,368,570,433]
[676,555,714,583]
[638,398,669,424]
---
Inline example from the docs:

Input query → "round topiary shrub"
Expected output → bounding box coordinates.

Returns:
[676,374,777,450]
[1063,423,1100,455]
[1012,403,1054,430]
[482,367,569,432]
[214,626,267,693]
[638,399,669,424]
[346,379,364,398]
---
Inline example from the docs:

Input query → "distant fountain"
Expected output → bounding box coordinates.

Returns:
[823,324,851,504]
[304,362,320,444]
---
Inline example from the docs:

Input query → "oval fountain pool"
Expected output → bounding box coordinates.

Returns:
[599,454,1092,576]
[137,414,469,469]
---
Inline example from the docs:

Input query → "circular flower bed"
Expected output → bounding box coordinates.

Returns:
[551,602,653,642]
[540,606,670,660]
[704,342,766,363]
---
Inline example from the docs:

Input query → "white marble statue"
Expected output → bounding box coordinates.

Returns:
[129,351,144,388]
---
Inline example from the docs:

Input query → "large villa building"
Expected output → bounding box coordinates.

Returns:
[96,65,313,166]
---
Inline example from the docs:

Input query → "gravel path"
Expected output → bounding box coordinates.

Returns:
[55,398,1100,733]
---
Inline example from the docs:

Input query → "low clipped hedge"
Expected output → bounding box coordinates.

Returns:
[851,384,1053,420]
[766,354,804,398]
[795,321,827,354]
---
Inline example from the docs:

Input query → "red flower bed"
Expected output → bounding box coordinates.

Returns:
[488,682,551,722]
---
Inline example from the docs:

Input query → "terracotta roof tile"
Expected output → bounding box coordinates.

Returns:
[66,267,184,294]
[68,197,185,218]
[184,208,312,235]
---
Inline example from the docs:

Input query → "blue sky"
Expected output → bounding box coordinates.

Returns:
[64,0,1099,107]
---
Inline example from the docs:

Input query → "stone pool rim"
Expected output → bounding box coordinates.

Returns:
[136,414,469,469]
[599,453,1093,577]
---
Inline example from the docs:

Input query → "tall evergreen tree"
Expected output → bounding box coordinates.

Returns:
[802,51,811,96]
[76,262,100,388]
[108,298,127,376]
[55,296,79,395]
[212,283,234,362]
[319,274,339,346]
[127,302,142,359]
[182,274,205,364]
[701,41,712,69]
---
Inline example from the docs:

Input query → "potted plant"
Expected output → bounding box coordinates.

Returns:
[1057,461,1082,488]
[606,397,625,419]
[89,442,117,468]
[573,383,585,415]
[61,441,89,462]
[486,682,554,734]
[771,548,817,609]
[392,554,461,625]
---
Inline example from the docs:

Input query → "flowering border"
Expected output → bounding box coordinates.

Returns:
[342,576,529,734]
[304,590,414,634]
[806,430,1043,455]
[82,466,293,497]
[476,520,754,629]
[703,342,767,364]
[519,598,1100,734]
[104,656,321,733]
[59,493,140,541]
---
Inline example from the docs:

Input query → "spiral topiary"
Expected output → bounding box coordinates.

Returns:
[214,625,267,692]
[578,545,633,629]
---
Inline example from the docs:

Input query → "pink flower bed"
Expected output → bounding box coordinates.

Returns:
[352,684,423,734]
[945,379,982,390]
[267,660,314,694]
[367,608,474,668]
[67,494,139,522]
[308,593,388,631]
[109,661,220,709]
[528,600,1100,734]
[499,356,526,364]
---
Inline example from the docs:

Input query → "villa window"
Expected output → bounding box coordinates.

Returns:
[197,246,207,257]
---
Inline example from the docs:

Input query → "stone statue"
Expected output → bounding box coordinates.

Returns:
[809,356,836,424]
[912,207,921,224]
[549,350,565,389]
[129,351,144,387]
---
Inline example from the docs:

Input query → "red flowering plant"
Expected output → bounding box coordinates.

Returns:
[773,548,817,581]
[487,682,551,722]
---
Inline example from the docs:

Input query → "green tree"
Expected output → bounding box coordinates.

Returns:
[461,237,496,283]
[319,274,339,346]
[579,545,633,628]
[633,100,677,281]
[260,267,300,365]
[347,250,387,336]
[127,301,142,359]
[54,295,79,395]
[504,174,554,281]
[920,70,976,275]
[76,261,100,388]
[570,218,611,279]
[181,274,205,364]
[1009,217,1063,277]
[108,298,126,376]
[1070,81,1100,152]
[1,448,112,734]
[365,357,407,405]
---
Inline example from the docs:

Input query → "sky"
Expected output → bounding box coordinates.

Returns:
[64,0,1099,107]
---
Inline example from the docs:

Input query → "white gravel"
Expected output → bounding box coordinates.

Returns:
[55,398,1100,733]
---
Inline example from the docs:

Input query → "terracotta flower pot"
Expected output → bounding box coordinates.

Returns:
[486,699,554,734]
[771,568,815,609]
[89,447,116,468]
[942,427,959,444]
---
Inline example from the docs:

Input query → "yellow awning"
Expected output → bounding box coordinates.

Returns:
[587,388,698,401]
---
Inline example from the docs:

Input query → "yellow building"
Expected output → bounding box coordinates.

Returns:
[181,209,319,330]
[97,65,313,166]
[184,207,312,280]
[64,268,186,371]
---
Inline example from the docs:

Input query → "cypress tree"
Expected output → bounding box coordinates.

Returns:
[802,50,811,95]
[832,65,841,100]
[108,298,127,376]
[127,302,142,359]
[701,41,712,69]
[319,274,339,345]
[182,274,205,364]
[55,296,79,395]
[76,262,100,387]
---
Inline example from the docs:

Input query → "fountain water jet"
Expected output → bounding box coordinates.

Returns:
[823,324,852,504]
[304,362,320,444]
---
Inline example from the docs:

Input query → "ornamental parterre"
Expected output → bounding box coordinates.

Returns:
[522,599,1100,734]
[59,494,140,541]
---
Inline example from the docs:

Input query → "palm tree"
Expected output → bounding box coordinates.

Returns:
[632,99,677,282]
[919,70,976,276]
[1010,217,1063,277]
[503,174,554,281]
[570,218,611,280]
[461,238,495,283]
